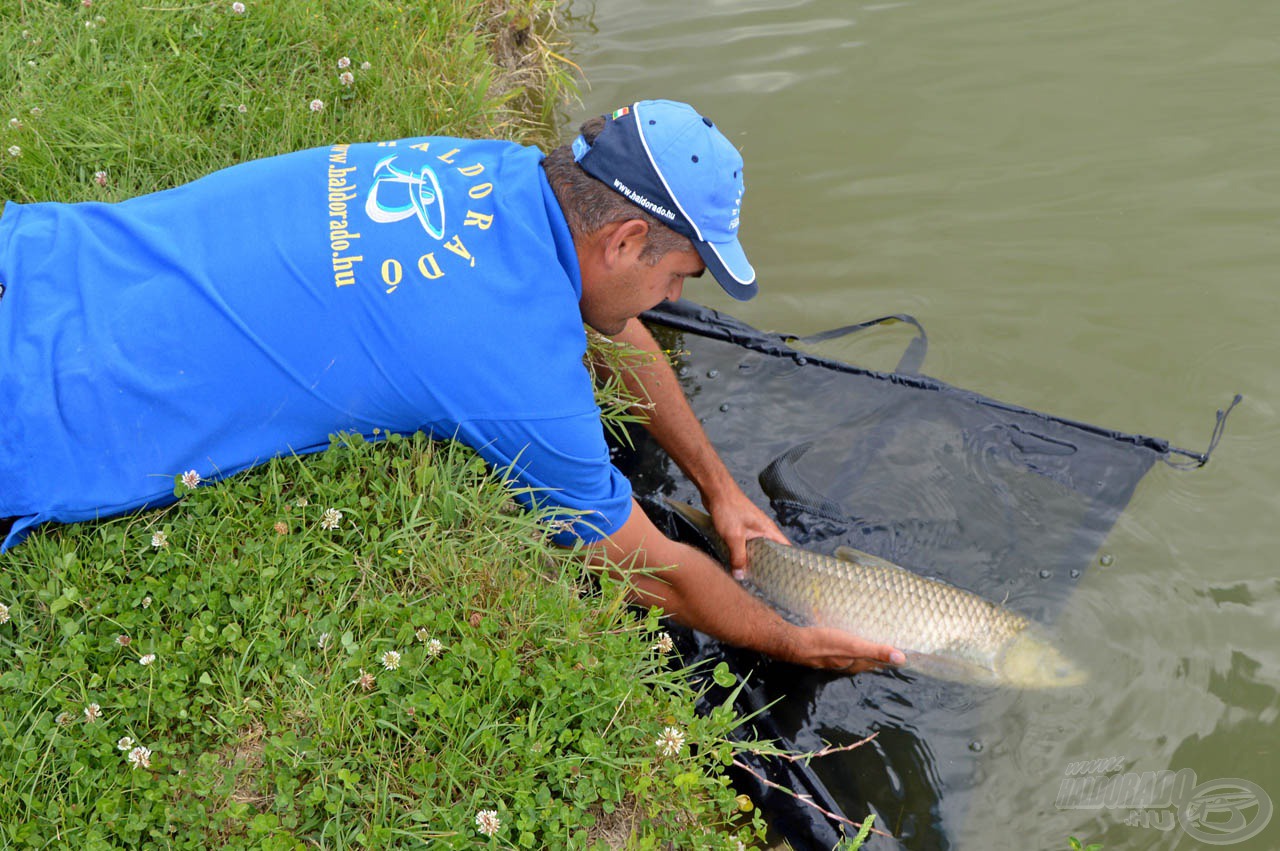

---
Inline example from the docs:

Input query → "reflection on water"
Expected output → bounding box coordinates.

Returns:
[568,0,1280,848]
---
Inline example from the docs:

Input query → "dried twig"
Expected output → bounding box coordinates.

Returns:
[731,758,893,840]
[732,732,892,840]
[772,732,879,765]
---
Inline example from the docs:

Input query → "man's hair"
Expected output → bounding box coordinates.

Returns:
[542,116,693,264]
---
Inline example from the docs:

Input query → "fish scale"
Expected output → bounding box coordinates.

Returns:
[670,501,1086,688]
[748,538,1024,657]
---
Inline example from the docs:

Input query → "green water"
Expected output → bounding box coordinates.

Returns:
[564,1,1280,848]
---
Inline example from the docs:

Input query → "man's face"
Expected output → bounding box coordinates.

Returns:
[581,246,705,337]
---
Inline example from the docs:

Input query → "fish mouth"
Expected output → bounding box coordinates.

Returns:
[997,633,1088,688]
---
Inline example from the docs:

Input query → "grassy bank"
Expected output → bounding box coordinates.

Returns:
[0,435,758,848]
[0,1,765,847]
[1,0,569,201]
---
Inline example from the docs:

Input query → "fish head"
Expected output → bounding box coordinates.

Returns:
[995,631,1088,689]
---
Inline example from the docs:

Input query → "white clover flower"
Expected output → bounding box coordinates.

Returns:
[94,170,108,187]
[8,118,21,129]
[339,71,354,87]
[150,530,168,548]
[56,711,75,727]
[0,603,10,624]
[84,703,102,723]
[294,497,309,508]
[320,508,342,530]
[360,61,371,71]
[84,21,95,29]
[237,104,247,114]
[231,1,245,13]
[180,469,201,489]
[353,668,375,691]
[309,99,325,113]
[127,745,152,769]
[139,653,156,666]
[656,725,685,758]
[116,634,131,647]
[317,632,331,650]
[380,650,401,671]
[29,107,42,117]
[414,627,429,643]
[117,736,134,751]
[7,146,19,158]
[475,809,501,837]
[141,595,152,609]
[652,632,674,654]
[425,638,444,658]
[337,56,351,69]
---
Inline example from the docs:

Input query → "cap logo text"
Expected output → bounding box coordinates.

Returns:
[612,178,677,222]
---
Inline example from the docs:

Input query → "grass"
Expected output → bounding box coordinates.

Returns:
[0,0,770,847]
[0,433,763,847]
[0,0,575,203]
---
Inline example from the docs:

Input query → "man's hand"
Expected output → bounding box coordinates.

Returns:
[703,486,789,578]
[786,626,907,673]
[589,499,904,674]
[591,321,904,673]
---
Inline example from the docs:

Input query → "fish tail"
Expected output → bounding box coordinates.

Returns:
[664,499,731,563]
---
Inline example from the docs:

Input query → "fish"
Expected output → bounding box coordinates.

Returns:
[667,500,1087,689]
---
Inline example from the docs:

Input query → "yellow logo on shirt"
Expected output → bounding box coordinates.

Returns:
[324,140,498,294]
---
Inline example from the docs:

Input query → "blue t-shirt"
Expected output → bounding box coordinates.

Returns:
[0,138,632,550]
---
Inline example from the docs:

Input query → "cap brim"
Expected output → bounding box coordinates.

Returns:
[695,237,758,301]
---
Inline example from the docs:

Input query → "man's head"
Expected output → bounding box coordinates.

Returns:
[543,100,755,334]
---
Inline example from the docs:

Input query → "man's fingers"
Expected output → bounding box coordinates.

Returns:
[838,643,905,674]
[726,536,748,577]
[865,645,905,667]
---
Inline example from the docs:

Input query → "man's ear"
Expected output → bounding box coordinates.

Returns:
[601,219,650,268]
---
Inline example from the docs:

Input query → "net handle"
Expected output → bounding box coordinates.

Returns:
[784,314,928,374]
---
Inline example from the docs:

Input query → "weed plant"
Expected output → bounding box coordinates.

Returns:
[0,0,767,847]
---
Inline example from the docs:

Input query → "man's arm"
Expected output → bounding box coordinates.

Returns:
[591,498,904,672]
[599,317,785,573]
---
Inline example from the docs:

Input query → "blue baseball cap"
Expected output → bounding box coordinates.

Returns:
[571,99,757,301]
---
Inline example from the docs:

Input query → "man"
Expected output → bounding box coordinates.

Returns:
[0,99,901,673]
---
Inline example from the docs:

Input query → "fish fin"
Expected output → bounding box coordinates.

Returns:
[663,499,712,530]
[834,545,906,571]
[903,652,1000,687]
[833,546,930,583]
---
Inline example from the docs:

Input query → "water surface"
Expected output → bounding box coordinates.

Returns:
[564,2,1280,848]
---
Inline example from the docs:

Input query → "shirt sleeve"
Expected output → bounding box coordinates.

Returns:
[455,412,633,545]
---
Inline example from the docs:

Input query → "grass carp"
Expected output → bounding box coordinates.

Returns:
[668,501,1087,689]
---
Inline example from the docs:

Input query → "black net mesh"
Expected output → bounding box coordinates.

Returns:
[611,300,1219,850]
